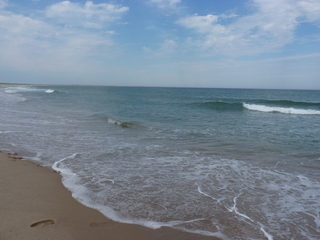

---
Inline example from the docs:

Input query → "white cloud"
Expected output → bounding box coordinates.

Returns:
[0,0,7,9]
[177,14,219,34]
[159,39,176,54]
[297,0,320,23]
[149,0,181,9]
[46,1,129,28]
[0,2,127,72]
[0,0,130,71]
[142,39,177,58]
[142,46,152,52]
[0,13,54,70]
[177,0,320,57]
[0,13,54,38]
[106,30,115,34]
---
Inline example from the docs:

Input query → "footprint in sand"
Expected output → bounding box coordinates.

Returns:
[30,219,55,227]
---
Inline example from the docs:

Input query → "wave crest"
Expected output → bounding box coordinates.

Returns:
[5,86,56,94]
[193,100,320,115]
[243,103,320,115]
[261,99,320,108]
[195,101,243,110]
[107,117,144,128]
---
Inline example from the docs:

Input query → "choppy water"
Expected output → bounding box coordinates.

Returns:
[1,85,320,240]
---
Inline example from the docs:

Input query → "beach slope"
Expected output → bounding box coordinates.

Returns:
[0,152,219,240]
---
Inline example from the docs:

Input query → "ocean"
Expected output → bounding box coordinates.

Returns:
[1,85,320,240]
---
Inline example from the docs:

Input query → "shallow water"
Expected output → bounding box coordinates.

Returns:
[1,85,320,239]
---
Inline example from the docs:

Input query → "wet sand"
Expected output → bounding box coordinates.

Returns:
[0,151,220,240]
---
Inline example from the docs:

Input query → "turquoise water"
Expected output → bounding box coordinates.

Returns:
[1,85,320,239]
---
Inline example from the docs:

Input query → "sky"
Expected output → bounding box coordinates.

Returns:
[0,0,320,89]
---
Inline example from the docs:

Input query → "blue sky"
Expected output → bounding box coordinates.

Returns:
[0,0,320,89]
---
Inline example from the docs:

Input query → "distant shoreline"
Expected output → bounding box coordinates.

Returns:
[0,83,32,86]
[1,82,319,91]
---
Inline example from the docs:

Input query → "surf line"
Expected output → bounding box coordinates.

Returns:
[52,153,78,174]
[196,183,273,240]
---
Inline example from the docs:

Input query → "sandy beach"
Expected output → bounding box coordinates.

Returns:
[0,151,220,240]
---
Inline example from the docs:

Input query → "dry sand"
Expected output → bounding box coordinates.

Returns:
[0,151,221,240]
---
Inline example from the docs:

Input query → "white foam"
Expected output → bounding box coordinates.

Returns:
[243,103,320,115]
[52,153,78,175]
[259,224,274,240]
[5,86,37,92]
[55,172,226,239]
[0,131,14,134]
[93,205,226,239]
[52,154,94,210]
[106,179,115,184]
[64,186,220,234]
[27,152,44,163]
[5,86,55,94]
[225,191,254,222]
[0,89,26,104]
[5,90,17,93]
[196,183,221,204]
[107,117,118,124]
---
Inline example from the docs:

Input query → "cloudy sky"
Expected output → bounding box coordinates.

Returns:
[0,0,319,89]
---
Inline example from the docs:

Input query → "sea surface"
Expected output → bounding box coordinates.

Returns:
[1,85,320,240]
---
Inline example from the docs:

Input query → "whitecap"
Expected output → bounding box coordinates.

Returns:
[243,103,320,115]
[5,90,17,93]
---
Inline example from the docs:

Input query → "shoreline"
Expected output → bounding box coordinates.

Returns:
[0,151,221,240]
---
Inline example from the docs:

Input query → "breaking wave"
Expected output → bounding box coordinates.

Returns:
[90,114,144,128]
[5,86,56,94]
[107,117,144,128]
[193,100,320,115]
[5,90,18,94]
[243,103,320,115]
[259,99,320,108]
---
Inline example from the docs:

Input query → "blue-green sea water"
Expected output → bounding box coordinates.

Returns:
[1,85,320,240]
